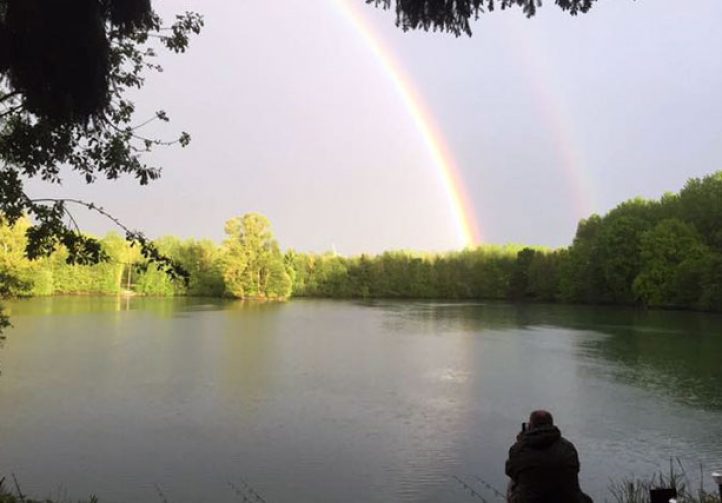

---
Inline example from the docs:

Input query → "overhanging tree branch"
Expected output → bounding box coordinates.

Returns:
[0,104,23,119]
[30,198,136,235]
[368,0,603,35]
[0,91,20,104]
[27,197,189,283]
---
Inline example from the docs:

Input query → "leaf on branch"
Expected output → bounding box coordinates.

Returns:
[161,12,204,53]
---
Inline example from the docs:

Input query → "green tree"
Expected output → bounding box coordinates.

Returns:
[285,250,311,296]
[508,248,536,300]
[596,215,649,304]
[310,255,350,298]
[101,232,140,292]
[633,219,708,307]
[527,249,562,302]
[698,253,722,312]
[678,172,722,249]
[133,236,184,296]
[178,239,225,297]
[559,215,607,303]
[0,216,35,293]
[0,216,34,329]
[221,213,291,300]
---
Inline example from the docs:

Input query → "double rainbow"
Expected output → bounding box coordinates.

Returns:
[331,0,484,248]
[332,1,597,248]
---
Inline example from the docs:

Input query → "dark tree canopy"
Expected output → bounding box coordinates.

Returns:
[0,0,162,122]
[0,0,202,282]
[369,0,600,35]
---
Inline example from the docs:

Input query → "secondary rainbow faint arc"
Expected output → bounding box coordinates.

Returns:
[330,0,483,248]
[507,21,596,219]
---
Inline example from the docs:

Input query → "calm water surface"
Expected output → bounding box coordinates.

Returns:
[1,297,721,502]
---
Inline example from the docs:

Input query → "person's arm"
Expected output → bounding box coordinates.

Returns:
[563,439,580,473]
[506,424,528,479]
[505,443,521,479]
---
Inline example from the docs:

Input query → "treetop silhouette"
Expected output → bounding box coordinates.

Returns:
[369,0,601,36]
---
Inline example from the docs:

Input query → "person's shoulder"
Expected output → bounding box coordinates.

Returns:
[557,435,580,462]
[558,435,578,450]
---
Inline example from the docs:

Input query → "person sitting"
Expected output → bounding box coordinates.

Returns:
[505,410,592,503]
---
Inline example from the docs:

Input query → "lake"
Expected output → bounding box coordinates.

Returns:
[1,297,721,502]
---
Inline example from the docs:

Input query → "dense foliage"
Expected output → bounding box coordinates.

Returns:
[287,245,524,299]
[221,214,292,300]
[0,214,288,300]
[557,171,722,310]
[2,172,722,311]
[369,0,604,36]
[284,170,722,311]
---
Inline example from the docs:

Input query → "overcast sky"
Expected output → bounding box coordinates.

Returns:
[28,0,722,254]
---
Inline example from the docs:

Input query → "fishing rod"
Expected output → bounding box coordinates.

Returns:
[229,482,252,503]
[229,480,267,503]
[452,475,492,502]
[153,483,169,503]
[240,478,268,503]
[474,475,506,500]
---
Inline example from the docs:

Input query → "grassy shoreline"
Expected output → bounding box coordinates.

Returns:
[2,469,720,503]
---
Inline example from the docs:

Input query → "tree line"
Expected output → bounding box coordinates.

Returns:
[2,172,722,312]
[0,213,290,300]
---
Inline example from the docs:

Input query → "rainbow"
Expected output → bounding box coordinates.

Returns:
[507,21,597,219]
[330,0,483,248]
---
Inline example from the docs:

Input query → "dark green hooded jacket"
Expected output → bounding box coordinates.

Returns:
[505,425,589,503]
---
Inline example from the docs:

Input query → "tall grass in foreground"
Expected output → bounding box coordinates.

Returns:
[609,461,721,503]
[0,476,96,503]
[2,462,721,503]
[1,475,268,503]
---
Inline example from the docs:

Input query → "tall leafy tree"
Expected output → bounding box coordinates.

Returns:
[633,219,708,307]
[221,214,291,300]
[508,247,536,300]
[559,215,607,303]
[678,172,722,249]
[596,215,649,304]
[178,239,225,297]
[526,250,563,302]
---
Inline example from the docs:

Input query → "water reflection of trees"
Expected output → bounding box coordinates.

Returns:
[4,298,721,412]
[572,309,722,411]
[381,301,722,411]
[4,295,233,318]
